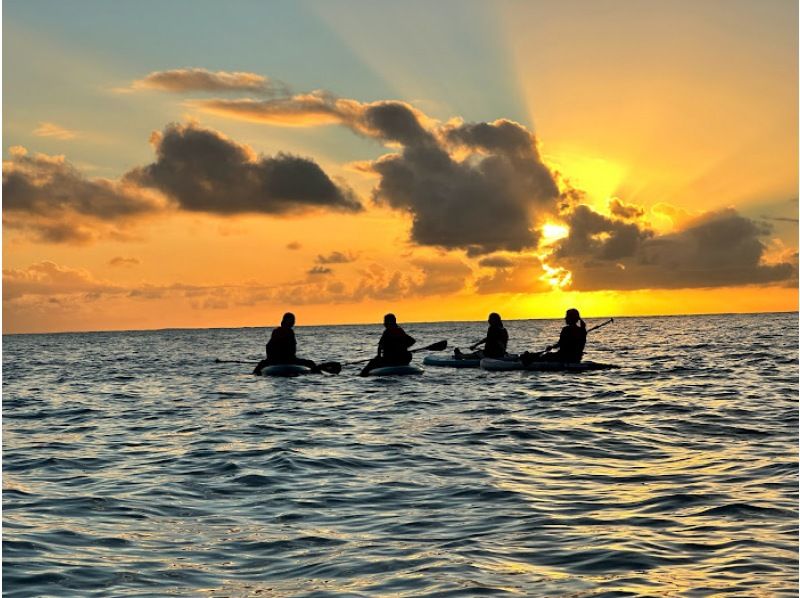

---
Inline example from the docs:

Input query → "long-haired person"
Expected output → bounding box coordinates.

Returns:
[522,308,587,365]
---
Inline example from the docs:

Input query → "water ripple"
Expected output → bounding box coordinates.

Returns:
[3,313,798,596]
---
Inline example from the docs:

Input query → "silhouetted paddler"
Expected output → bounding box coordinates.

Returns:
[522,308,587,365]
[253,312,319,375]
[455,312,509,359]
[359,313,416,376]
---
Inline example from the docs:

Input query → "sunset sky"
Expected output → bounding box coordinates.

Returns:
[4,0,798,334]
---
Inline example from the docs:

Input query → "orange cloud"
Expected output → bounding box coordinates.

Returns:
[33,122,78,140]
[3,261,121,300]
[131,68,283,94]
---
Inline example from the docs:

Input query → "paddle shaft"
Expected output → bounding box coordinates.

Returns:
[345,340,447,366]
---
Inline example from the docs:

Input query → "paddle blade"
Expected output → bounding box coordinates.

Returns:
[422,340,447,352]
[318,361,342,375]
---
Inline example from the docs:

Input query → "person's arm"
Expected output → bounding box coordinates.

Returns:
[266,330,277,356]
[377,331,386,357]
[405,333,416,348]
[546,327,568,352]
[470,336,488,350]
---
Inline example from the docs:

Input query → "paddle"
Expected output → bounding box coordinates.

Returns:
[525,318,614,361]
[317,361,342,375]
[344,339,448,366]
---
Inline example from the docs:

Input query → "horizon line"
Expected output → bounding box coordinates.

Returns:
[4,309,798,337]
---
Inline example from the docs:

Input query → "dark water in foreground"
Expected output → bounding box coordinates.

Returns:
[3,313,798,596]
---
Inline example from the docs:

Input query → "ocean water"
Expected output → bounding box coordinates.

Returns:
[3,313,798,597]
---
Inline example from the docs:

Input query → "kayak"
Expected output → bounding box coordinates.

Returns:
[423,354,480,368]
[480,358,618,372]
[480,358,523,371]
[423,353,519,368]
[260,364,315,377]
[366,365,424,376]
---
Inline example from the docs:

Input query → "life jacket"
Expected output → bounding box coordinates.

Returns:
[379,326,415,363]
[557,324,586,362]
[484,325,509,358]
[266,326,296,363]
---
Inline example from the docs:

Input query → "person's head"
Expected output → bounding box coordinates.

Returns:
[565,308,581,325]
[488,312,502,327]
[383,313,397,328]
[281,312,296,327]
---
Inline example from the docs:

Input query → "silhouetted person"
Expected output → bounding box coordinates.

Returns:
[455,312,509,359]
[522,308,587,365]
[359,313,416,376]
[253,312,319,375]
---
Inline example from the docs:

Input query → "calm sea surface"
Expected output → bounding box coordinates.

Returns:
[3,313,798,596]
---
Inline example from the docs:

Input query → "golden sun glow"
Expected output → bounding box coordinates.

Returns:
[540,262,572,289]
[540,222,569,244]
[547,152,627,207]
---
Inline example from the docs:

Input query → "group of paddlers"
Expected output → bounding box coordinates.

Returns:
[253,309,588,377]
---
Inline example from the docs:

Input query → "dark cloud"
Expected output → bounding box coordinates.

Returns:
[609,198,645,220]
[551,207,797,290]
[478,255,515,268]
[3,147,163,244]
[368,116,560,254]
[286,241,302,250]
[761,215,799,224]
[192,91,561,253]
[444,120,536,155]
[554,204,653,261]
[132,68,284,94]
[126,122,362,215]
[108,256,140,267]
[307,266,333,276]
[316,250,357,264]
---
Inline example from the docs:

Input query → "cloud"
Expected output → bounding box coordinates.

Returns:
[478,255,515,268]
[345,258,470,301]
[551,207,797,290]
[131,68,283,94]
[474,256,552,294]
[108,256,140,267]
[4,257,472,320]
[191,92,348,126]
[6,120,362,243]
[367,115,560,254]
[609,198,644,220]
[190,90,561,253]
[315,250,357,264]
[554,204,653,261]
[126,122,362,215]
[286,241,302,250]
[307,265,333,276]
[3,261,121,300]
[3,146,164,244]
[33,122,78,140]
[761,215,799,224]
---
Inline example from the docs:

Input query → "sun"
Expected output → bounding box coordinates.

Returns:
[540,222,569,244]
